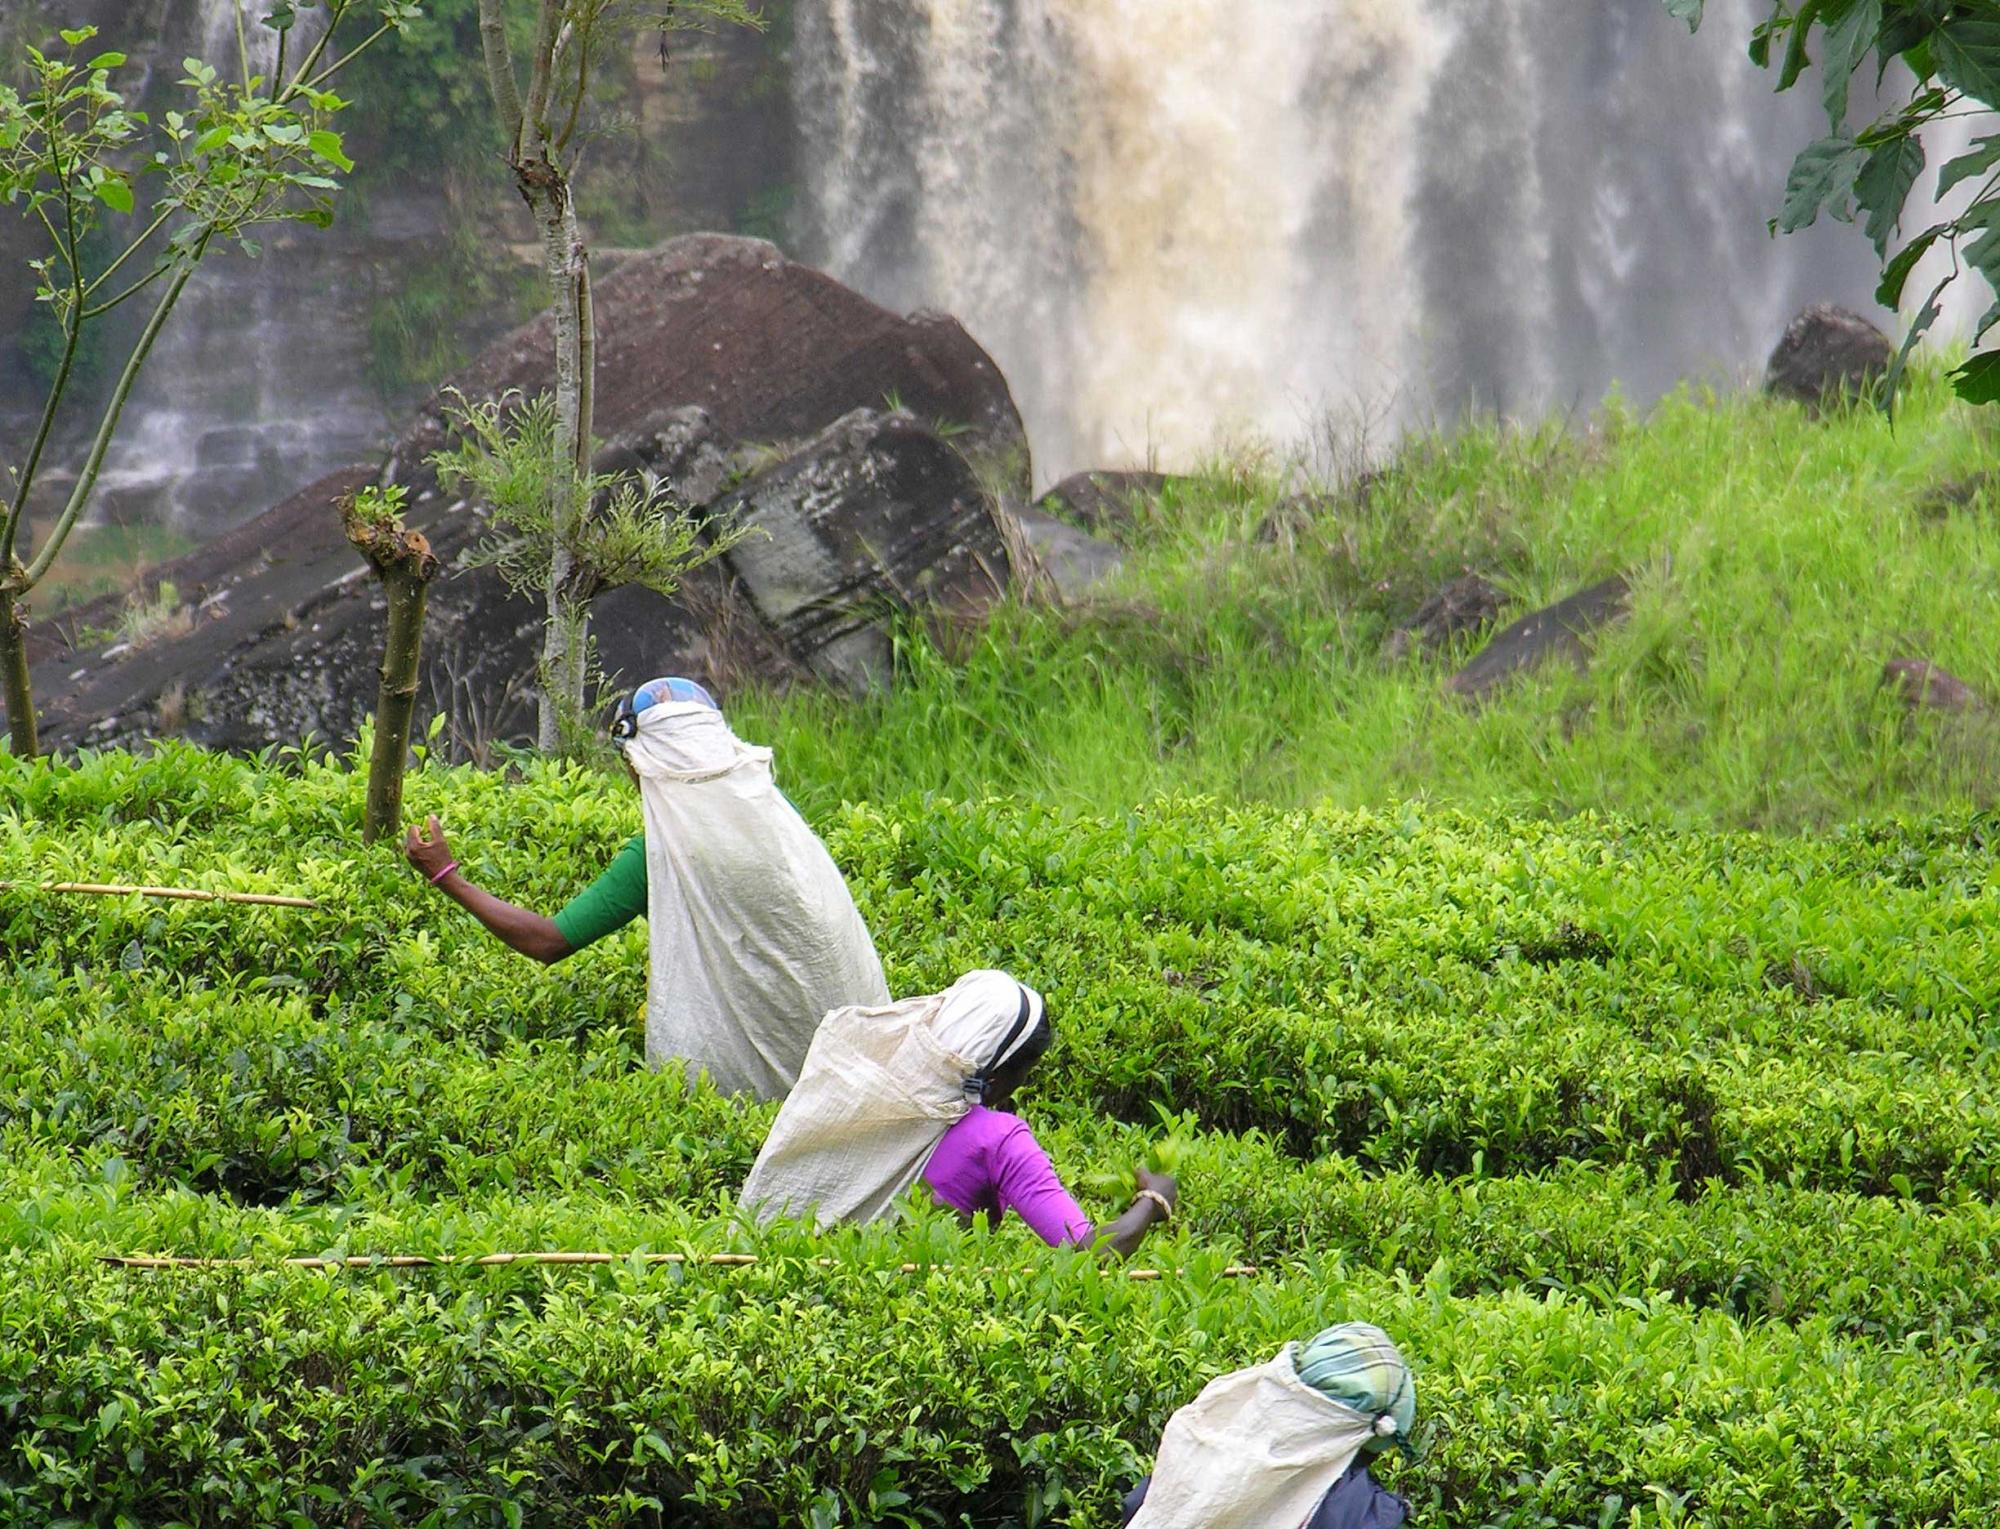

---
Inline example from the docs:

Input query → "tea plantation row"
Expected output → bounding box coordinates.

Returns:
[3,745,1997,1525]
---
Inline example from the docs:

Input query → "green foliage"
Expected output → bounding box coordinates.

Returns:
[1670,0,2000,406]
[436,389,742,605]
[725,375,2000,833]
[5,745,2000,1521]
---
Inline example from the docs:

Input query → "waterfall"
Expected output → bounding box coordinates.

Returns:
[91,0,391,538]
[793,0,1931,487]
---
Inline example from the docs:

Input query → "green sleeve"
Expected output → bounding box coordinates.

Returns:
[552,832,648,952]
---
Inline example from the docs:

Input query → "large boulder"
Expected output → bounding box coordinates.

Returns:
[1446,575,1630,701]
[387,232,1030,499]
[1765,304,1893,410]
[20,239,1032,753]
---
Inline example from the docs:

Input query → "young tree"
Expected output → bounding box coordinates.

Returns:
[0,3,422,757]
[474,0,753,752]
[433,389,741,756]
[341,483,440,841]
[1667,2,2000,403]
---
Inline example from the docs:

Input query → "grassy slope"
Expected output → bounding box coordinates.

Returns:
[733,371,2000,830]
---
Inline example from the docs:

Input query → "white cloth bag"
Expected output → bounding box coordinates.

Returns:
[739,971,1042,1226]
[625,702,888,1100]
[1128,1344,1378,1529]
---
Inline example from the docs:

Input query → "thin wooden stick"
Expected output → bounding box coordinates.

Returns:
[103,1251,1257,1280]
[0,881,319,909]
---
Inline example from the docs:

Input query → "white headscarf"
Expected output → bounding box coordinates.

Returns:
[929,969,1047,1096]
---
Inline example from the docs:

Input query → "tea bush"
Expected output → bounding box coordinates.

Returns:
[4,745,1998,1525]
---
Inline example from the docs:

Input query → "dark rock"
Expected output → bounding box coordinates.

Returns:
[1254,492,1340,546]
[1002,502,1124,602]
[1881,658,1985,716]
[1915,472,1998,522]
[1446,575,1630,701]
[1037,470,1172,534]
[22,239,1039,752]
[1765,304,1894,410]
[719,409,1011,694]
[1386,573,1505,661]
[389,233,1030,501]
[594,406,734,510]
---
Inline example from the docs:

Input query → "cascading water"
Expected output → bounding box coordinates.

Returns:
[792,0,1922,486]
[89,0,393,537]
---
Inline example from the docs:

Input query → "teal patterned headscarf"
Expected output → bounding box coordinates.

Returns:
[1293,1322,1416,1453]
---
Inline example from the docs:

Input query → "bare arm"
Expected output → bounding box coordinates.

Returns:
[405,815,572,965]
[1093,1167,1178,1262]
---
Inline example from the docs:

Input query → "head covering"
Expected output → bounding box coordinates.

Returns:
[1293,1323,1415,1453]
[634,675,719,713]
[925,970,1046,1099]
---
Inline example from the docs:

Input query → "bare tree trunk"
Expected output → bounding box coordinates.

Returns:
[0,585,36,758]
[521,163,592,751]
[341,499,441,843]
[0,262,200,759]
[478,0,605,753]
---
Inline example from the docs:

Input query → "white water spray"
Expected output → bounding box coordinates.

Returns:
[795,0,1917,485]
[93,0,388,537]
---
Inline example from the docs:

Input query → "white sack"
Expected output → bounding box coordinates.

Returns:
[1127,1344,1378,1529]
[626,702,888,1100]
[739,970,1041,1226]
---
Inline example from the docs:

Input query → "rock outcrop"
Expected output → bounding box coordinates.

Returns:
[1001,503,1125,603]
[1765,305,1894,410]
[20,238,1028,753]
[385,233,1030,500]
[1881,658,1985,717]
[1037,470,1172,535]
[718,409,1010,694]
[1386,573,1505,662]
[1446,575,1630,701]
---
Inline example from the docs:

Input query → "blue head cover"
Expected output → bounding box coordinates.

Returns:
[610,676,719,739]
[631,676,718,714]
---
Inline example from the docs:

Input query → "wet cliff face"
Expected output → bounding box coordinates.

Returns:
[1,1,795,542]
[789,0,1901,487]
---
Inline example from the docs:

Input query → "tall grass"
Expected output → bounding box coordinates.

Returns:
[730,370,2000,831]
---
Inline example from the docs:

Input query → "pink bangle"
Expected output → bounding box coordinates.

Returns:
[429,860,459,885]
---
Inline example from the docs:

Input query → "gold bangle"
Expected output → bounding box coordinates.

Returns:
[1134,1187,1174,1222]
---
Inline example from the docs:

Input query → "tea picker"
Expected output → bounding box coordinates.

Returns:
[1121,1323,1416,1529]
[742,969,1181,1261]
[402,675,889,1101]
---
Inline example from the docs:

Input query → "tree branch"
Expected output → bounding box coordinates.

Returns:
[575,256,595,474]
[298,23,404,94]
[83,262,173,320]
[477,0,525,156]
[1,306,79,571]
[23,258,200,588]
[282,0,347,100]
[523,0,564,156]
[81,208,175,300]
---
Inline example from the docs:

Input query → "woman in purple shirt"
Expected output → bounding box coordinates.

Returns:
[919,998,1178,1259]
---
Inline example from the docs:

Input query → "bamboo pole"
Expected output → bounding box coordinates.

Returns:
[103,1251,1258,1280]
[0,881,318,909]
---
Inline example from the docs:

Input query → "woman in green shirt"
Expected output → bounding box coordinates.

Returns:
[404,676,890,1097]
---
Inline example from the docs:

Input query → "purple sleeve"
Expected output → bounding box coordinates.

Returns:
[990,1120,1093,1247]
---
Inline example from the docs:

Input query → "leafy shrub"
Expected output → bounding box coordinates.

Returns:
[5,745,2000,1523]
